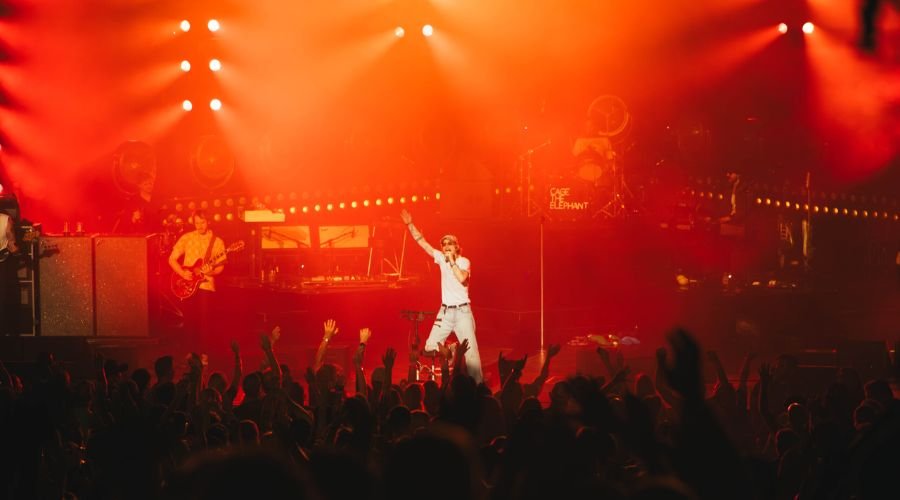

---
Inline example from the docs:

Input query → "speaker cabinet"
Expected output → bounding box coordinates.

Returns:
[94,235,156,337]
[38,236,95,337]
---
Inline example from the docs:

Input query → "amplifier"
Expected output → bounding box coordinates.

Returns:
[94,235,157,337]
[37,236,95,336]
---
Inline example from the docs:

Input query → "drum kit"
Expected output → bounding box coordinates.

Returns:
[522,95,634,221]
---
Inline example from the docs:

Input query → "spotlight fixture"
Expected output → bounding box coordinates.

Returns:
[802,22,814,34]
[182,100,193,111]
[422,24,434,37]
[777,22,788,34]
[180,20,191,32]
[180,60,191,72]
[394,26,405,38]
[209,59,222,72]
[210,98,222,111]
[208,19,221,32]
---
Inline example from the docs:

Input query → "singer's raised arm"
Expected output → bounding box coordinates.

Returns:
[400,209,436,255]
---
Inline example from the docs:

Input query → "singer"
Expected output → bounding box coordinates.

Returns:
[400,209,482,383]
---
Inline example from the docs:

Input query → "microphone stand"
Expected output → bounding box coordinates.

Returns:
[539,213,545,355]
[518,139,552,219]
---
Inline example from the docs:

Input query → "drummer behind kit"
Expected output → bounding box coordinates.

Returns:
[549,95,633,220]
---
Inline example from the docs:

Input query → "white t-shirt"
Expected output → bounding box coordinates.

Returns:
[432,249,470,306]
[0,213,10,251]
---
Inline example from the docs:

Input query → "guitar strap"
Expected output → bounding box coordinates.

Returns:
[203,232,216,265]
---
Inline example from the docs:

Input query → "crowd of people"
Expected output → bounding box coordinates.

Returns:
[1,321,898,500]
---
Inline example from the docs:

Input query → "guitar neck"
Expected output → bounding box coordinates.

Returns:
[205,250,229,267]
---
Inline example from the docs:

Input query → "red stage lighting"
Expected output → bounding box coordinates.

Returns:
[208,19,221,32]
[180,60,191,72]
[209,59,222,72]
[802,22,814,35]
[777,23,788,34]
[180,20,191,32]
[210,99,222,111]
[182,100,193,111]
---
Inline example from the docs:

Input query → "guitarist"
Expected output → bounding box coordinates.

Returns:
[168,210,225,345]
[0,206,19,336]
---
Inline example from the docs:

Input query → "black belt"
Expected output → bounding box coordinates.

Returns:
[441,302,469,309]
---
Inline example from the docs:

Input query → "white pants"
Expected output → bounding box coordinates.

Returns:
[424,304,482,383]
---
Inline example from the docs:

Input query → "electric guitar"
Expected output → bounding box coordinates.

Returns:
[170,240,244,300]
[0,231,39,263]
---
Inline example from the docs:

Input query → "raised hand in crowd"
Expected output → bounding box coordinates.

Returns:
[452,339,469,377]
[354,328,371,396]
[260,328,282,386]
[524,344,561,398]
[661,328,703,402]
[314,319,339,371]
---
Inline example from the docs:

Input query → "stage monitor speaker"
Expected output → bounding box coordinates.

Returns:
[94,235,156,337]
[38,236,95,337]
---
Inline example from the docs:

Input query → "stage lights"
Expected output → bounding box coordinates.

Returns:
[182,100,193,111]
[777,21,815,36]
[393,24,435,38]
[179,17,223,112]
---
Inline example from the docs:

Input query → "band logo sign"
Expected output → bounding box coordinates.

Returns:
[549,187,590,211]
